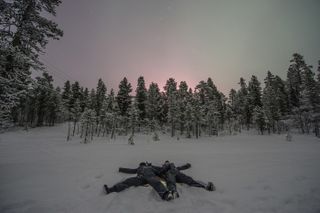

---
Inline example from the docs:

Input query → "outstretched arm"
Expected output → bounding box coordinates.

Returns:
[118,167,138,174]
[177,163,191,171]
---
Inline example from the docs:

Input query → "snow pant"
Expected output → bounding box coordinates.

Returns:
[109,176,169,199]
[165,171,206,192]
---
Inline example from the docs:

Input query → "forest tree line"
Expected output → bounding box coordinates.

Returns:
[1,1,319,140]
[2,53,320,141]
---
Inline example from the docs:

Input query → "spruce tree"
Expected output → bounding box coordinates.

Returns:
[177,81,188,134]
[0,0,63,129]
[262,71,279,133]
[33,72,54,126]
[237,77,250,129]
[61,80,71,111]
[89,89,96,110]
[147,82,161,122]
[164,78,178,136]
[79,87,89,112]
[95,78,107,117]
[253,106,266,135]
[248,75,262,107]
[128,101,139,135]
[287,53,304,110]
[117,77,132,116]
[71,81,81,108]
[80,108,96,143]
[135,76,147,122]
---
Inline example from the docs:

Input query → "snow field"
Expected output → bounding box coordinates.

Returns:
[0,124,320,213]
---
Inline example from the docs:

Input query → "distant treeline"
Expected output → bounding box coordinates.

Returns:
[0,1,319,139]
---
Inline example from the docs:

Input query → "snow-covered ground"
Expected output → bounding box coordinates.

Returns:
[0,124,320,213]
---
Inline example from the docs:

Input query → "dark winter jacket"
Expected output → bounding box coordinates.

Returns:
[119,163,191,178]
[159,163,191,176]
[119,165,161,178]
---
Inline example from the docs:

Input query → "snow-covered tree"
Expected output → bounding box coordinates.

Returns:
[80,109,96,143]
[184,100,194,138]
[0,0,63,129]
[62,81,72,111]
[287,53,304,110]
[135,76,147,122]
[286,53,319,134]
[262,71,280,133]
[89,89,96,110]
[147,82,161,121]
[177,81,188,135]
[95,78,107,117]
[248,75,262,108]
[164,78,178,137]
[253,106,266,134]
[79,87,89,112]
[236,77,251,129]
[71,99,82,136]
[117,77,132,116]
[46,87,62,126]
[128,101,139,135]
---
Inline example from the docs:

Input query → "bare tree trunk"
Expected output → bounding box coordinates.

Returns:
[72,121,76,136]
[91,124,94,141]
[84,122,89,143]
[67,121,71,141]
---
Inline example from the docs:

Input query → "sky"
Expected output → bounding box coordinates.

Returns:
[43,0,320,95]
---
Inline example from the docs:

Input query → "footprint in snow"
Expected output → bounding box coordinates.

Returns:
[81,184,91,189]
[95,174,104,179]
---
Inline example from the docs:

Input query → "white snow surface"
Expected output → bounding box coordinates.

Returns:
[1,124,320,213]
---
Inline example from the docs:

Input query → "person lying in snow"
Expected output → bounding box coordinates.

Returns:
[103,161,214,200]
[103,162,174,201]
[159,160,215,198]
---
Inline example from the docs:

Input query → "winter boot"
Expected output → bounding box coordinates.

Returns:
[206,182,216,191]
[171,190,180,199]
[104,184,111,194]
[163,191,174,201]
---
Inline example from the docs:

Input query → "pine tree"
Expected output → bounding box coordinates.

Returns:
[95,78,107,117]
[62,81,71,105]
[106,89,115,112]
[287,53,304,110]
[164,78,178,136]
[79,87,89,112]
[177,81,188,135]
[147,82,162,122]
[71,99,82,136]
[135,76,147,122]
[158,91,168,126]
[46,87,62,126]
[228,89,237,112]
[71,81,81,108]
[0,0,63,129]
[248,75,262,107]
[80,108,96,143]
[89,89,96,110]
[253,106,266,135]
[117,77,132,116]
[262,71,280,133]
[33,72,54,126]
[192,91,203,138]
[286,53,318,134]
[128,101,139,135]
[184,100,194,138]
[237,77,250,129]
[299,62,319,134]
[274,75,289,116]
